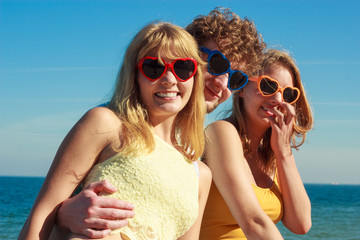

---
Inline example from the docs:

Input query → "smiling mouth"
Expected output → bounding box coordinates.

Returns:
[205,86,220,98]
[261,106,271,111]
[261,106,275,116]
[155,92,178,98]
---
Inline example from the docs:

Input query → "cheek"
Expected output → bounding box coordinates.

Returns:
[240,87,261,108]
[184,79,195,96]
[136,72,144,87]
[243,83,261,99]
[136,73,153,100]
[203,71,213,84]
[137,71,153,88]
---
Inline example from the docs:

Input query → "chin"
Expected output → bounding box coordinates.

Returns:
[256,116,271,129]
[205,101,219,113]
[163,106,185,115]
[263,119,272,129]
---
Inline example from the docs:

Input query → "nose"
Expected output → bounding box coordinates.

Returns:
[269,91,283,104]
[160,68,178,85]
[213,73,228,91]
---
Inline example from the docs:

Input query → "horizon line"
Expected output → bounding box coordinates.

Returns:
[0,175,359,186]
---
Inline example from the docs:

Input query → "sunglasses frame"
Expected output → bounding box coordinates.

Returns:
[249,75,300,104]
[137,56,197,82]
[200,46,248,91]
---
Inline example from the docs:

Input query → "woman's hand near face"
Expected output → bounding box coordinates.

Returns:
[266,103,312,234]
[267,102,296,159]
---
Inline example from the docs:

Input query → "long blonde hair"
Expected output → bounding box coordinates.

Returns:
[108,22,206,161]
[231,49,313,173]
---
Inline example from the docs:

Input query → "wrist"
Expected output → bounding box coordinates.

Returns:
[274,148,293,162]
[55,202,69,230]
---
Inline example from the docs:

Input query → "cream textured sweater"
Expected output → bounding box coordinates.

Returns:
[84,135,199,239]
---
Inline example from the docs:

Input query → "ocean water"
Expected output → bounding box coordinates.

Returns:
[1,177,359,240]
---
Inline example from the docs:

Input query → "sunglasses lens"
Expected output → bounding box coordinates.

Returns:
[283,87,299,103]
[208,53,230,74]
[259,77,279,95]
[228,71,248,90]
[141,58,165,80]
[173,59,196,81]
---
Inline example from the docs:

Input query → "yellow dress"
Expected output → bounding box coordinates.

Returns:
[84,135,199,240]
[200,175,283,240]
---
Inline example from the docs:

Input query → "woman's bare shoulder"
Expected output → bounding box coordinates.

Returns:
[206,119,239,139]
[83,107,122,131]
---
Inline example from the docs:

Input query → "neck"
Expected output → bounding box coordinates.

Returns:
[150,115,176,145]
[245,122,268,149]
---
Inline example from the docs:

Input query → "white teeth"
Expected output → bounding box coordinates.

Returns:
[156,92,177,98]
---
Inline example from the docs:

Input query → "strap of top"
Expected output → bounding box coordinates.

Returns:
[193,161,200,177]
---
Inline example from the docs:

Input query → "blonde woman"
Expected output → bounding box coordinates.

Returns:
[19,22,211,240]
[54,8,267,239]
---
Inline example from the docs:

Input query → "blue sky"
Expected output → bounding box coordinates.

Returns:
[1,0,359,184]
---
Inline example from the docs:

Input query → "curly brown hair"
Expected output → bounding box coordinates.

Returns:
[186,7,266,75]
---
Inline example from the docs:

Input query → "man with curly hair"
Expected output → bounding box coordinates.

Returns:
[187,8,265,113]
[52,8,265,239]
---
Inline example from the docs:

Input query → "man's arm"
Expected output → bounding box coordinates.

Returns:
[55,180,135,239]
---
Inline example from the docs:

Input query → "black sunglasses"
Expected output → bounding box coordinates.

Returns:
[200,46,248,90]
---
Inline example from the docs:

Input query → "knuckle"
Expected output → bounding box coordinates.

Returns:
[88,181,98,189]
[120,219,129,227]
[96,220,110,228]
[118,200,134,210]
[87,230,106,239]
[84,217,92,225]
[82,229,93,238]
[88,195,100,205]
[86,230,96,238]
[87,206,97,217]
[125,210,135,218]
[108,209,118,218]
[103,221,112,229]
[116,220,128,228]
[100,179,109,186]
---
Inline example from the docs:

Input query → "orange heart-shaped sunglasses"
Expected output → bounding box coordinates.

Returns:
[249,75,300,104]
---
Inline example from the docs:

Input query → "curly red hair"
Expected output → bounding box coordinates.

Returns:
[186,7,266,75]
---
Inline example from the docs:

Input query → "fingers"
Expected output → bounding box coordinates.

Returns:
[79,219,129,238]
[266,107,283,130]
[281,103,296,125]
[87,180,117,195]
[73,205,134,238]
[88,205,135,219]
[94,197,135,210]
[85,218,130,230]
[68,205,134,237]
[81,228,112,239]
[58,180,135,238]
[268,103,295,127]
[83,181,135,210]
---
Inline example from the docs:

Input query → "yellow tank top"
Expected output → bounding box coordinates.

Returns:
[200,175,283,240]
[84,135,199,240]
